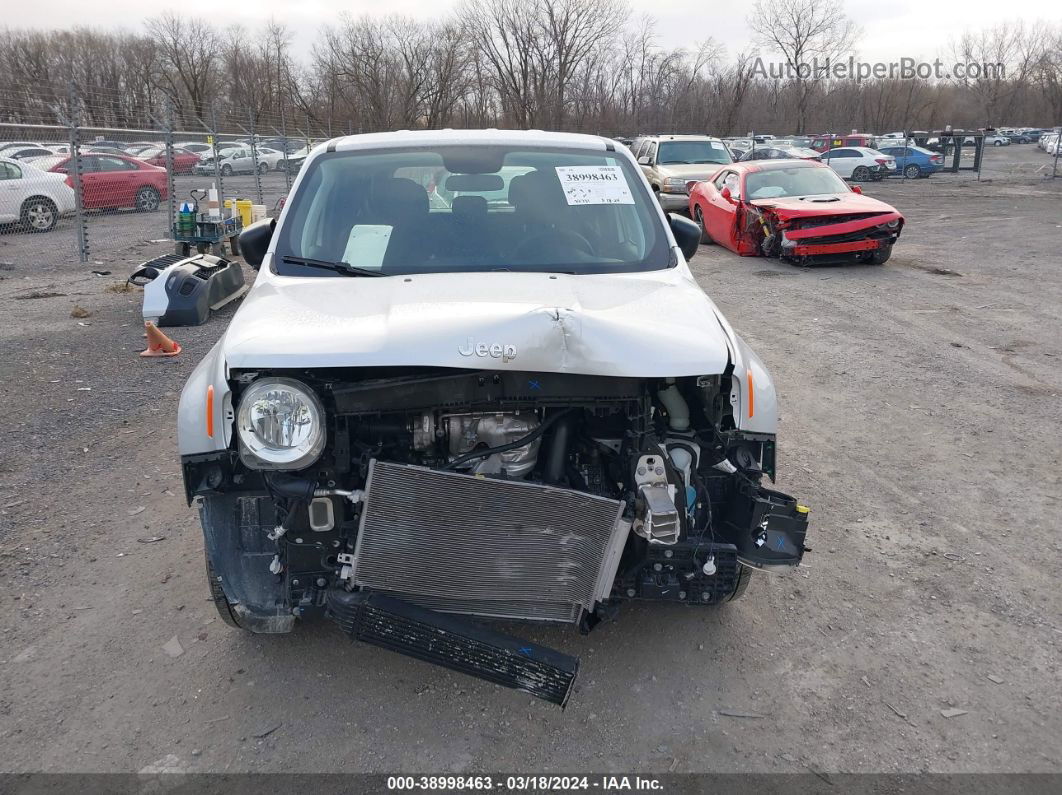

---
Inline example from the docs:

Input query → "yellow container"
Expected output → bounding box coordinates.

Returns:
[235,199,253,228]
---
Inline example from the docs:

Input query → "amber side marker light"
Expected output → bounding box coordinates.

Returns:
[206,385,215,438]
[747,369,755,418]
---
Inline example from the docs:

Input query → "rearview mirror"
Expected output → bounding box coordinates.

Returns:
[637,156,652,165]
[238,217,275,271]
[720,186,733,202]
[446,173,504,192]
[851,185,863,195]
[668,213,700,262]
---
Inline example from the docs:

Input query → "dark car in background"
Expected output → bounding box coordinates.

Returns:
[737,145,821,162]
[135,146,201,175]
[4,146,58,161]
[809,133,876,152]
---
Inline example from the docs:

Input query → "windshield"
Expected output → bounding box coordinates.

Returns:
[274,145,671,277]
[745,165,850,200]
[656,140,731,166]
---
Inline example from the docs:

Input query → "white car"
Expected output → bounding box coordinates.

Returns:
[195,146,282,175]
[984,134,1010,147]
[1046,137,1060,156]
[0,156,75,232]
[175,129,810,705]
[821,147,896,181]
[0,141,41,156]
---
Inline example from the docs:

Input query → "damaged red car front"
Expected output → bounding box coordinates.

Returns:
[689,159,904,266]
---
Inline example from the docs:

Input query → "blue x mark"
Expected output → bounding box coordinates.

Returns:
[528,380,542,391]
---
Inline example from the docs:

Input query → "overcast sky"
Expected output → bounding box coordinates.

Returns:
[8,0,1047,65]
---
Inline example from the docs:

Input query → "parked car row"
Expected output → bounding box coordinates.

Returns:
[0,133,324,233]
[0,147,169,232]
[1038,130,1061,154]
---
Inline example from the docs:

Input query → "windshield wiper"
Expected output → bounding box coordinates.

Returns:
[281,255,385,277]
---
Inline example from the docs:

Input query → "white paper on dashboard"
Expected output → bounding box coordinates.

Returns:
[555,166,635,205]
[341,225,392,268]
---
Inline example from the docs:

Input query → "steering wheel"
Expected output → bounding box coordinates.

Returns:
[513,229,594,261]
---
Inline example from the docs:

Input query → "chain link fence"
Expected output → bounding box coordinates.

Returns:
[0,109,327,271]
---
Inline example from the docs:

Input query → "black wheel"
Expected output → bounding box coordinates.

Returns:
[20,196,58,232]
[726,565,753,601]
[205,549,248,630]
[221,163,233,176]
[693,204,712,244]
[851,165,870,181]
[134,186,160,212]
[257,162,268,175]
[994,140,1003,146]
[903,164,921,179]
[865,245,892,265]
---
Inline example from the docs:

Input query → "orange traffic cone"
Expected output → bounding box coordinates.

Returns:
[140,322,182,357]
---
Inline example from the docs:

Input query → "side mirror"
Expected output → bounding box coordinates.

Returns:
[238,217,275,271]
[851,185,863,195]
[720,186,733,202]
[668,213,700,262]
[637,156,652,165]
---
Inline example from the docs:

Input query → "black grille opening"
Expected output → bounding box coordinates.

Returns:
[328,591,579,706]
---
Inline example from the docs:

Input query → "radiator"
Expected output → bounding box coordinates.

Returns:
[350,460,628,623]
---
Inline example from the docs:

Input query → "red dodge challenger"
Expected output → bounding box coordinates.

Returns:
[688,159,904,265]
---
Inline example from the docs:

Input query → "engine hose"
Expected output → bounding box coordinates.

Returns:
[544,414,576,484]
[442,408,577,471]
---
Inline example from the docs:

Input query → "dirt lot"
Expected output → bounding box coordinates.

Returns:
[1,155,1060,775]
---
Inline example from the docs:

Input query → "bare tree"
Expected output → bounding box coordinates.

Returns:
[3,11,1062,140]
[146,13,222,123]
[747,0,859,133]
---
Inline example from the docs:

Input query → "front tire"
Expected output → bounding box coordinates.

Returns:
[865,245,892,265]
[852,165,870,181]
[135,186,161,212]
[726,565,753,601]
[20,197,58,232]
[694,205,712,244]
[221,164,233,176]
[257,162,268,175]
[205,550,248,630]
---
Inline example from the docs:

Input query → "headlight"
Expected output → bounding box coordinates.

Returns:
[236,378,325,470]
[662,177,688,193]
[885,219,900,228]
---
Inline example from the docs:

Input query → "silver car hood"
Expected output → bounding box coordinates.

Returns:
[220,266,732,377]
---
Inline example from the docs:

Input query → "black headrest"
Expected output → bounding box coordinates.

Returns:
[508,170,565,216]
[451,195,487,220]
[375,177,428,219]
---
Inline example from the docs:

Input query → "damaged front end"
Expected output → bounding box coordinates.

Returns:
[183,366,809,704]
[745,203,903,265]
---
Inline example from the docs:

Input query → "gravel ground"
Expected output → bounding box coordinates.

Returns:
[0,156,1060,775]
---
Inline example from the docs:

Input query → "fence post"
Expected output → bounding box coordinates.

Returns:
[281,101,291,192]
[210,107,224,202]
[249,109,264,205]
[66,83,89,264]
[163,100,176,240]
[1053,128,1060,178]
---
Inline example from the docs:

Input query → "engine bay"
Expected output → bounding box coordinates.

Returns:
[184,367,808,634]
